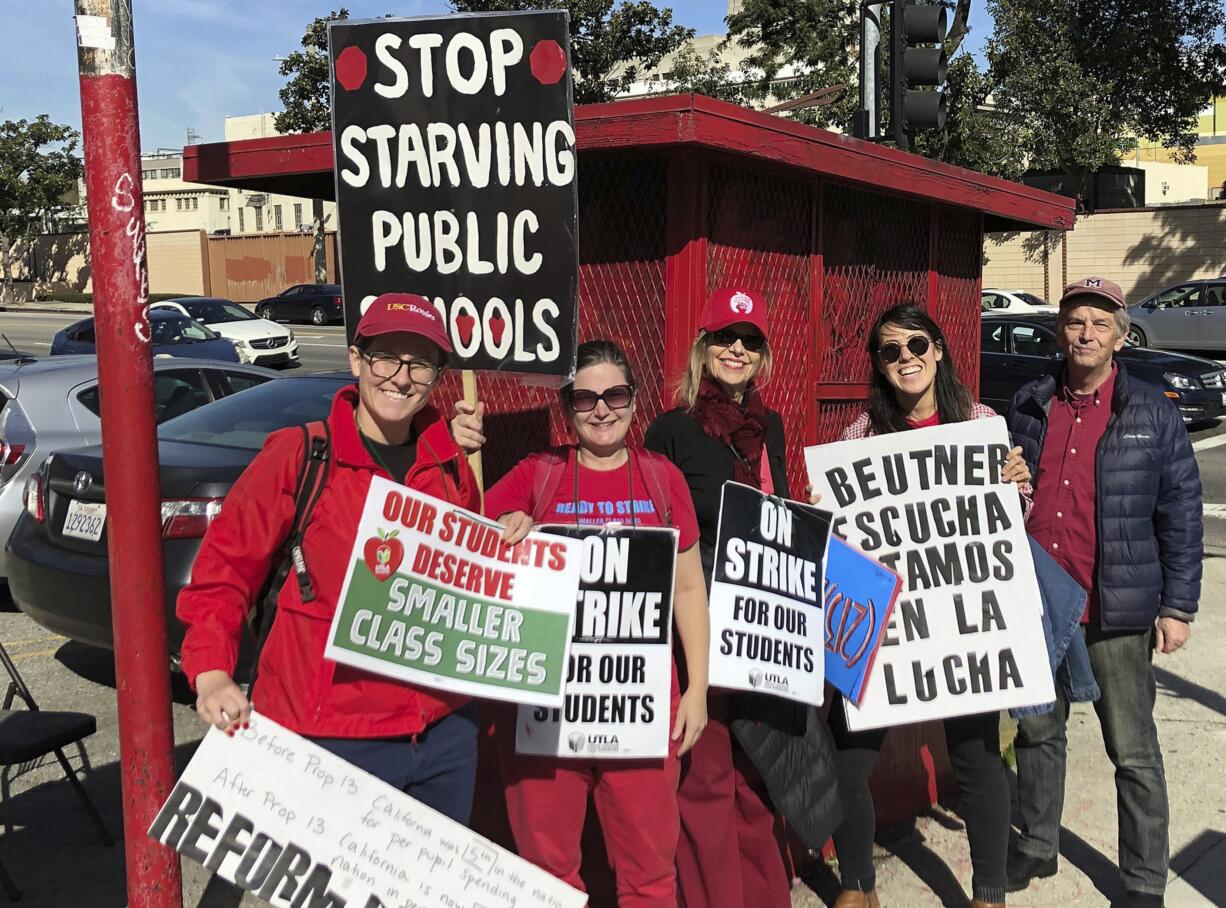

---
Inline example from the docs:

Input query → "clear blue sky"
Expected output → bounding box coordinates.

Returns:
[3,1,994,151]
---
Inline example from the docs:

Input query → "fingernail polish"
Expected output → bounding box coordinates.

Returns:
[227,729,235,737]
[243,722,250,730]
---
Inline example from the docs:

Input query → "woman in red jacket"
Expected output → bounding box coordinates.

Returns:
[177,293,485,823]
[485,339,710,907]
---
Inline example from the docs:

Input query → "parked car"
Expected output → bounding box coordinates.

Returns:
[980,313,1226,423]
[255,284,344,326]
[981,289,1057,313]
[150,297,299,368]
[0,356,280,586]
[5,373,351,658]
[51,310,241,362]
[1126,278,1226,351]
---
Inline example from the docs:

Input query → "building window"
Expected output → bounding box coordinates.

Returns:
[294,203,303,229]
[175,198,183,211]
[219,196,229,211]
[273,205,283,230]
[142,169,157,181]
[190,197,199,211]
[238,208,245,231]
[254,207,264,232]
[159,168,180,179]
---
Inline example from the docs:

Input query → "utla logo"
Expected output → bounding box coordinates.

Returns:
[567,732,585,753]
[363,528,403,581]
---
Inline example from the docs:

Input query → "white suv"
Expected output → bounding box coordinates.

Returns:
[151,297,299,367]
[981,289,1057,314]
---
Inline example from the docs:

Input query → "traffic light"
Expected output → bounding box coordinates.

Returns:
[890,0,948,151]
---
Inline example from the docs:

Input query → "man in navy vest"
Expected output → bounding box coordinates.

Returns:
[1005,277,1202,908]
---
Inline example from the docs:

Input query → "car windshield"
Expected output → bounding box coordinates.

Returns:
[183,299,256,324]
[159,376,350,449]
[1018,293,1048,307]
[151,315,219,344]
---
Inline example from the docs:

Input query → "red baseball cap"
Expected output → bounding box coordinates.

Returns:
[355,293,452,354]
[700,287,769,336]
[1060,276,1126,311]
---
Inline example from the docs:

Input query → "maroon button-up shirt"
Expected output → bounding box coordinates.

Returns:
[1028,366,1117,622]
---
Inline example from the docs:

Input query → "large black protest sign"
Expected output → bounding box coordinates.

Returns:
[329,12,578,377]
[518,525,677,758]
[805,417,1055,730]
[708,483,832,705]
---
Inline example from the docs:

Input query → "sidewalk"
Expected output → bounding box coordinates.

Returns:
[0,299,94,314]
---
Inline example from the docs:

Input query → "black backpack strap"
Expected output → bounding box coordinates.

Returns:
[248,421,330,692]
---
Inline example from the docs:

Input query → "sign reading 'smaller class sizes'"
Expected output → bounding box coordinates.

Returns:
[708,483,833,705]
[517,526,678,759]
[325,476,581,706]
[805,417,1056,731]
[329,12,579,376]
[149,714,586,908]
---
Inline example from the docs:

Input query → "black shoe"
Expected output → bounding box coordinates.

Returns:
[1115,893,1164,908]
[1006,849,1058,892]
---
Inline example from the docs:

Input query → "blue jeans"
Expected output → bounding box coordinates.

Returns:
[311,703,479,825]
[1013,626,1168,896]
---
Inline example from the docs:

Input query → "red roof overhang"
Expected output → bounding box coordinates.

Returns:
[183,93,1072,232]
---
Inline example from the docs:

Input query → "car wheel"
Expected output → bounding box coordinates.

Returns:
[256,305,275,320]
[311,306,327,326]
[1126,325,1147,347]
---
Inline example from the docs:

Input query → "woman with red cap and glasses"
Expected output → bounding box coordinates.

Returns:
[644,289,841,908]
[827,303,1031,908]
[178,293,489,824]
[485,339,710,907]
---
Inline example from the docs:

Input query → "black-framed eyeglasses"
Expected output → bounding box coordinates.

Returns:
[876,336,933,364]
[361,350,442,384]
[708,328,766,353]
[564,384,636,412]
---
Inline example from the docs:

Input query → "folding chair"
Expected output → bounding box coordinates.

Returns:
[0,638,113,900]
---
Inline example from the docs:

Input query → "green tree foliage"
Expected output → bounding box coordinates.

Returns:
[274,8,350,135]
[987,0,1226,180]
[447,0,694,104]
[0,116,82,303]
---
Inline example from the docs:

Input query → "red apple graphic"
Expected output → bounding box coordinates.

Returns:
[335,46,368,92]
[529,40,567,85]
[455,313,476,346]
[488,315,507,346]
[363,529,403,581]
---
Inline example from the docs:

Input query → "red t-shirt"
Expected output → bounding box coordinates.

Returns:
[1028,368,1116,623]
[486,451,700,551]
[905,411,942,429]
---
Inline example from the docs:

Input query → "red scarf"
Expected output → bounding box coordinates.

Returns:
[690,375,769,488]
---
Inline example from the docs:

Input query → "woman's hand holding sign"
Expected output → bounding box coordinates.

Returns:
[497,510,534,545]
[1003,446,1031,485]
[195,669,250,735]
[451,400,486,455]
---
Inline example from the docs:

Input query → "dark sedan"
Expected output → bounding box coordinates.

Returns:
[980,313,1226,423]
[5,373,351,663]
[51,311,240,362]
[254,284,344,326]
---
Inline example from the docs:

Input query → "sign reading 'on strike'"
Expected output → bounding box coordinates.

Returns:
[329,11,579,377]
[325,476,581,707]
[805,418,1055,731]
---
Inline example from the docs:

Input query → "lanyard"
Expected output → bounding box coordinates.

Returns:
[571,447,638,529]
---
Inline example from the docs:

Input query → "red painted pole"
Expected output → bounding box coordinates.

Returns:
[73,2,183,904]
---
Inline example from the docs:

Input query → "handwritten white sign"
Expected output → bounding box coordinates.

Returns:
[149,713,586,908]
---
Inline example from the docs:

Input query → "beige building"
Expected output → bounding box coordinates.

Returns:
[139,151,231,233]
[223,114,337,237]
[1135,98,1226,197]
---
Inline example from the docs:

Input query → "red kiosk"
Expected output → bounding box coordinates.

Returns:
[185,90,1072,843]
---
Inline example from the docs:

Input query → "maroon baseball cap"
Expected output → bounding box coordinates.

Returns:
[700,287,770,336]
[1060,276,1126,311]
[355,293,452,353]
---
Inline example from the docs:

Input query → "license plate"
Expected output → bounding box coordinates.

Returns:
[63,500,107,542]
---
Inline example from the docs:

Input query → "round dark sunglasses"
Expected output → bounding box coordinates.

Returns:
[876,336,933,364]
[708,328,766,353]
[565,384,635,412]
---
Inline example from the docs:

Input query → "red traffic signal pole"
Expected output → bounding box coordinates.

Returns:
[73,2,183,905]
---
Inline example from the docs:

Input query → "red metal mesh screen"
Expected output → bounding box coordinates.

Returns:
[813,399,866,446]
[820,185,930,384]
[932,208,984,399]
[478,155,669,485]
[706,162,814,492]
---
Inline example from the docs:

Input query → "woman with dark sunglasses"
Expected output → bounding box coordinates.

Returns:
[828,303,1031,908]
[484,339,710,907]
[644,288,841,908]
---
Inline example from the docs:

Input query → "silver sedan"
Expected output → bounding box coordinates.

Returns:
[0,355,281,583]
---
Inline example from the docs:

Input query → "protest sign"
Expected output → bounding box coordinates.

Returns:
[329,11,579,377]
[805,417,1055,730]
[516,525,677,759]
[708,482,832,705]
[823,537,902,705]
[325,476,580,707]
[150,713,586,908]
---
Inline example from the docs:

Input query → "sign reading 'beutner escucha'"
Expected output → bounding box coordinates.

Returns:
[329,11,579,377]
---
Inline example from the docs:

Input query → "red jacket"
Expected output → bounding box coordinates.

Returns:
[177,386,481,738]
